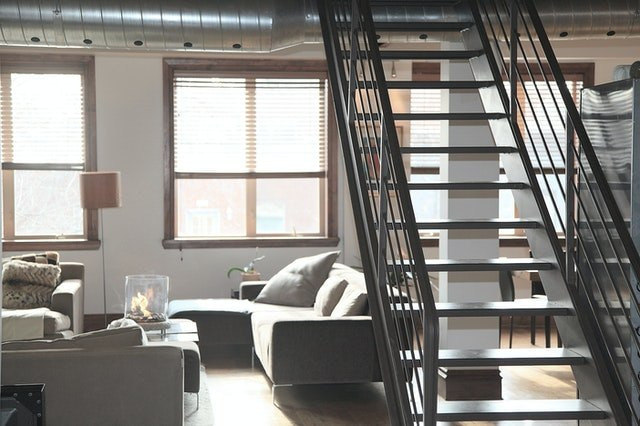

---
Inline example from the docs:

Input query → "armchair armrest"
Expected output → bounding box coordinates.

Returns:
[52,267,84,334]
[239,280,267,300]
[60,262,84,282]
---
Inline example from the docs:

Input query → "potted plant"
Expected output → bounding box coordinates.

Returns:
[227,255,265,281]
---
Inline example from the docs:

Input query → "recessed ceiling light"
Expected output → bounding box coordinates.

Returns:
[30,36,40,42]
[559,31,568,38]
[134,40,143,46]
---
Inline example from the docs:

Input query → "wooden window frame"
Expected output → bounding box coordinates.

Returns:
[162,58,339,248]
[1,54,98,251]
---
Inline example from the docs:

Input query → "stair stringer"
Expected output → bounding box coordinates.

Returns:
[459,16,619,426]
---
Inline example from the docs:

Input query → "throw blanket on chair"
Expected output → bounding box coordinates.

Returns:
[2,308,47,341]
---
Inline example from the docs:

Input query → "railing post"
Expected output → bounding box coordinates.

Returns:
[565,113,576,288]
[509,0,518,124]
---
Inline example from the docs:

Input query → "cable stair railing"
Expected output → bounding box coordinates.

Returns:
[319,0,638,424]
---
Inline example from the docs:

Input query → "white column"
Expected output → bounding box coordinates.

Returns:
[438,42,501,351]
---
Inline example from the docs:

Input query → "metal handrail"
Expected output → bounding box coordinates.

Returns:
[476,0,640,422]
[318,0,439,424]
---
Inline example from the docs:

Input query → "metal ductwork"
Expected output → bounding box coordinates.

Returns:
[0,0,638,53]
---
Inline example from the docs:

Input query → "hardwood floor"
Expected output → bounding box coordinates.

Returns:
[203,325,578,425]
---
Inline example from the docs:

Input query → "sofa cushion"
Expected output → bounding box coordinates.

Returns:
[251,310,381,385]
[43,309,71,334]
[314,276,348,316]
[254,251,340,307]
[331,283,368,317]
[2,325,145,350]
[251,310,320,379]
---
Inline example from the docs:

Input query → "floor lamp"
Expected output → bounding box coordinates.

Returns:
[80,171,122,328]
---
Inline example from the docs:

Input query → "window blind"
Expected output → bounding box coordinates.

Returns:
[512,79,583,169]
[1,72,85,167]
[410,88,441,168]
[173,76,326,174]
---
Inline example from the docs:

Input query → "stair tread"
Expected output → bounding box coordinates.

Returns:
[360,80,494,89]
[356,112,507,120]
[381,50,484,60]
[401,348,585,367]
[396,112,507,120]
[392,300,573,317]
[388,257,553,272]
[366,181,528,190]
[345,50,484,60]
[373,21,473,32]
[385,218,540,230]
[399,145,516,154]
[434,300,573,316]
[434,399,607,421]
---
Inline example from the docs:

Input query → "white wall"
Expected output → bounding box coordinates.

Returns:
[3,47,348,315]
[3,37,639,314]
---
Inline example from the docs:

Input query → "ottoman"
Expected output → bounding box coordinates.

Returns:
[168,299,254,353]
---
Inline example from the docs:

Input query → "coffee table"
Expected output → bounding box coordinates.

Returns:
[144,318,199,343]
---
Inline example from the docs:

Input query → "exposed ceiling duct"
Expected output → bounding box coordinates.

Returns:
[0,0,638,53]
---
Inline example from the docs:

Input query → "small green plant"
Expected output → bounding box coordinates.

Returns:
[227,255,266,278]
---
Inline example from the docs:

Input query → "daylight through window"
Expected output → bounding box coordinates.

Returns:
[165,60,336,246]
[0,56,96,245]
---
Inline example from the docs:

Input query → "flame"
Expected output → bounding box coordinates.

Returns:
[131,291,152,319]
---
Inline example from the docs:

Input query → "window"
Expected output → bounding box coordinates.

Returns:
[0,55,97,250]
[163,59,338,248]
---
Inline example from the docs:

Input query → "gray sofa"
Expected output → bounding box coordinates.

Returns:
[2,262,84,339]
[2,326,184,426]
[169,263,382,388]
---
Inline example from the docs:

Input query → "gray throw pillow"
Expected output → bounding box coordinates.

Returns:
[331,284,368,317]
[254,251,340,307]
[314,276,348,316]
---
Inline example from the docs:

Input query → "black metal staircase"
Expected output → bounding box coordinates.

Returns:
[319,0,640,424]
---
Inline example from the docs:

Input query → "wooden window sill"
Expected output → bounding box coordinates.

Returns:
[163,237,340,249]
[3,239,101,252]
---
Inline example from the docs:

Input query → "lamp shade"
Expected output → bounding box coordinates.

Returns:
[79,171,122,209]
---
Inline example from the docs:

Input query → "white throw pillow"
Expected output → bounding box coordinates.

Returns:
[331,284,368,317]
[314,276,348,316]
[254,251,340,307]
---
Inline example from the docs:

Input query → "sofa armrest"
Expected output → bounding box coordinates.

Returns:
[253,314,381,385]
[239,280,267,300]
[60,262,84,281]
[2,346,183,425]
[51,279,84,334]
